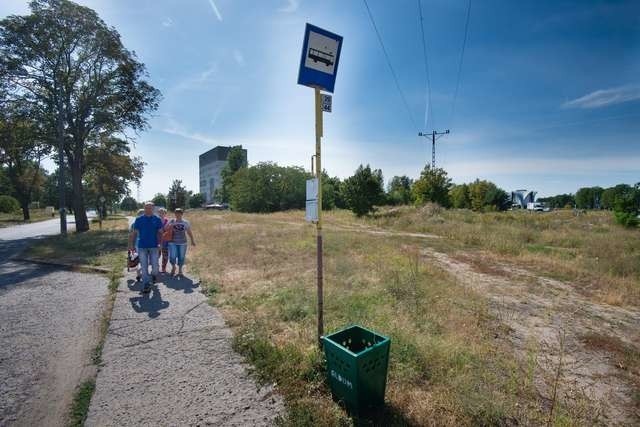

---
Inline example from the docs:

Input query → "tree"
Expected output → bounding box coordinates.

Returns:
[468,179,490,211]
[449,183,470,209]
[601,184,632,210]
[0,195,19,213]
[342,164,385,216]
[119,196,137,211]
[188,192,205,208]
[0,167,12,195]
[0,105,49,220]
[39,167,73,212]
[387,175,413,205]
[167,180,188,211]
[152,193,167,208]
[0,0,161,231]
[466,179,509,211]
[218,145,247,203]
[412,165,451,207]
[484,185,510,211]
[537,193,575,209]
[575,187,604,209]
[325,175,346,209]
[612,185,639,227]
[84,135,143,217]
[229,163,308,213]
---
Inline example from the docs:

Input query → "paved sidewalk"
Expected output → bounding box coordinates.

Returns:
[86,271,282,426]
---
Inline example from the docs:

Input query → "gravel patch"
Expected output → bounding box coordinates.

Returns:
[0,261,109,426]
[86,271,283,426]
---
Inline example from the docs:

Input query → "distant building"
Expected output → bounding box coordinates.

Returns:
[199,146,248,203]
[511,189,536,209]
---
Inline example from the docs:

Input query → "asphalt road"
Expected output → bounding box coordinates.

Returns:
[0,216,80,263]
[0,213,108,426]
[0,217,75,242]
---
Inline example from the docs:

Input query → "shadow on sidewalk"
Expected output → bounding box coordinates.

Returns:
[159,274,200,294]
[127,280,169,318]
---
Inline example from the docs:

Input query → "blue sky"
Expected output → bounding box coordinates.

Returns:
[1,0,639,199]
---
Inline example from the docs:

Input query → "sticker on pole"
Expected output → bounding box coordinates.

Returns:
[321,94,332,112]
[305,178,319,222]
[298,23,343,93]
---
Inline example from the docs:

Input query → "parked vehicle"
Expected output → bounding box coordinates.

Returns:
[527,202,544,212]
[205,203,229,210]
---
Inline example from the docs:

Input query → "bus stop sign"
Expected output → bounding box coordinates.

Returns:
[298,23,343,93]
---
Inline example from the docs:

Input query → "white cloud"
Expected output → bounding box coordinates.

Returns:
[171,63,219,92]
[161,118,218,145]
[279,0,300,13]
[207,0,223,21]
[232,49,245,67]
[161,17,173,27]
[563,85,640,109]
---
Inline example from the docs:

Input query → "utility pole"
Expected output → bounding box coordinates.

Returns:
[418,129,449,168]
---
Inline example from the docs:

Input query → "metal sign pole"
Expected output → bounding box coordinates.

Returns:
[298,22,342,349]
[315,87,324,348]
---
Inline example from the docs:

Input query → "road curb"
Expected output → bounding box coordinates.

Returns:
[12,257,112,274]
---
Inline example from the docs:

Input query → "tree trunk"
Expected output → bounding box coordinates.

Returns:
[21,200,30,221]
[70,160,89,232]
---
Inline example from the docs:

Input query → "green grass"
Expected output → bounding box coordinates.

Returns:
[26,216,129,268]
[67,379,96,427]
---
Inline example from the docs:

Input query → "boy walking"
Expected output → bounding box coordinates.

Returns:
[129,202,163,293]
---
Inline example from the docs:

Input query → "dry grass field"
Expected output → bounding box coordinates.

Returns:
[187,207,639,426]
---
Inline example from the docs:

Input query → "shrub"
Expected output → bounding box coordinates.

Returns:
[614,211,639,228]
[0,195,20,213]
[412,165,451,207]
[342,164,385,216]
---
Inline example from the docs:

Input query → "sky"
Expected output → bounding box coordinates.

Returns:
[1,0,639,199]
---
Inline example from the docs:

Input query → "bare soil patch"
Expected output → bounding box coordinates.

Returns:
[424,248,640,425]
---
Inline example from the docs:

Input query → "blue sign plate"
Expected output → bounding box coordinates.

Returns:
[298,23,343,93]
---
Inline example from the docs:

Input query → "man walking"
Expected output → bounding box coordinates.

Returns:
[129,202,163,293]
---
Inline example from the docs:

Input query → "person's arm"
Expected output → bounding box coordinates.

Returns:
[156,221,163,247]
[187,228,196,246]
[128,229,138,250]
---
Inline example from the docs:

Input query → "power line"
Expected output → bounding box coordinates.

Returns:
[362,0,418,130]
[417,0,433,130]
[450,0,471,124]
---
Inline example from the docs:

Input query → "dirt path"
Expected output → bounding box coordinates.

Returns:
[86,270,282,426]
[423,248,640,425]
[0,260,108,426]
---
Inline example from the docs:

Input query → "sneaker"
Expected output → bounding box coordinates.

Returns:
[142,283,151,294]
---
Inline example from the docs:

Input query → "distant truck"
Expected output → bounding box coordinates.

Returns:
[527,202,544,212]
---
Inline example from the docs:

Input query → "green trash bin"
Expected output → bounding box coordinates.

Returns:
[323,325,390,413]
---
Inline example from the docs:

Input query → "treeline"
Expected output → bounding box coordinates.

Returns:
[119,180,205,212]
[538,184,640,227]
[0,137,142,219]
[217,150,511,216]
